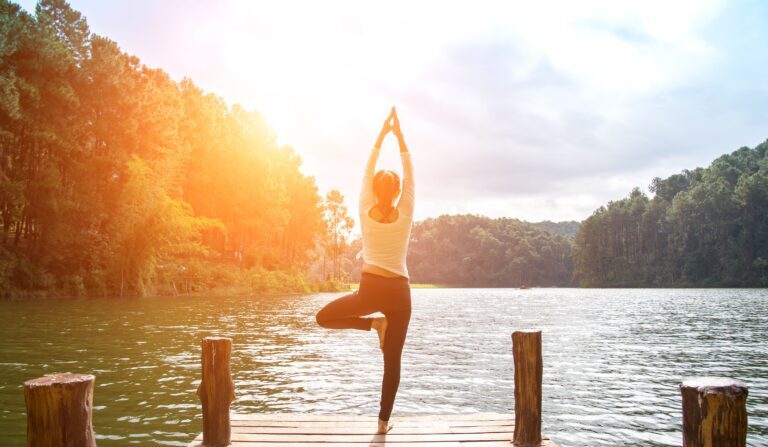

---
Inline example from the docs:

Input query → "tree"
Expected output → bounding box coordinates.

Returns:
[0,0,328,296]
[405,214,574,287]
[109,155,222,296]
[574,140,768,287]
[754,257,768,285]
[322,190,353,281]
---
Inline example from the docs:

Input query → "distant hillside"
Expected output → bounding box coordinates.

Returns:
[345,214,574,286]
[573,139,768,287]
[531,220,580,238]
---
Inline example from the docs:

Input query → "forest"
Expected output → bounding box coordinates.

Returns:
[572,140,768,287]
[408,215,574,286]
[530,220,580,238]
[2,1,766,297]
[0,0,354,297]
[344,215,576,287]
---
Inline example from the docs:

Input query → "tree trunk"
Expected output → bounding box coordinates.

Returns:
[680,377,747,447]
[23,373,97,447]
[512,330,542,445]
[322,246,327,281]
[197,337,235,446]
[13,209,25,247]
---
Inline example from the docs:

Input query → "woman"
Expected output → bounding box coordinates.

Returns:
[315,106,414,434]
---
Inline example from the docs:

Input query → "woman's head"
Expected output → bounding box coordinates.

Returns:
[373,170,401,206]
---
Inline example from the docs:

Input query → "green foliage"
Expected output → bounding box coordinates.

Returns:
[404,214,574,287]
[574,141,768,287]
[530,220,580,238]
[152,257,344,296]
[0,0,328,297]
[322,189,354,281]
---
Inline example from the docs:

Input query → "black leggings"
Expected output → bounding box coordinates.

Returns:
[315,272,411,421]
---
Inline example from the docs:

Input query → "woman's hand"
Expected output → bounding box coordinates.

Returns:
[375,108,396,148]
[391,107,402,138]
[391,107,408,153]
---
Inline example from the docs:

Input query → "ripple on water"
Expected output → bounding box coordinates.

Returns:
[0,289,766,446]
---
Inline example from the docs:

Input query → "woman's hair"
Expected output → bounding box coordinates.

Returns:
[373,170,401,206]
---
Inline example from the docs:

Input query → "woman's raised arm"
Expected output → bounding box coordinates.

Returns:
[360,110,395,212]
[392,108,414,215]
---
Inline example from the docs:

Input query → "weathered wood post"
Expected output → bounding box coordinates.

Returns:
[512,330,542,445]
[197,337,235,446]
[680,377,748,447]
[23,373,97,447]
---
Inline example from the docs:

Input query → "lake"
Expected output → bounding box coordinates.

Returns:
[0,288,766,446]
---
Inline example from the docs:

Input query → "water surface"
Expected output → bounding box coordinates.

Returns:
[0,288,766,446]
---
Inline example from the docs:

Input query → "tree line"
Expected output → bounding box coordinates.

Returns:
[4,2,764,295]
[409,215,574,286]
[344,214,575,287]
[0,0,352,297]
[573,140,768,287]
[342,139,768,289]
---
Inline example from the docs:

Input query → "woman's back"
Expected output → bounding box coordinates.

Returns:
[359,133,414,279]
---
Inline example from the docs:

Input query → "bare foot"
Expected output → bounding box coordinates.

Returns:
[377,418,394,434]
[371,317,387,350]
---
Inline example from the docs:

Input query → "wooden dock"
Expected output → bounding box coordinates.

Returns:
[188,412,559,446]
[20,333,752,446]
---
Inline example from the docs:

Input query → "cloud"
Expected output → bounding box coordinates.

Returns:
[368,0,768,222]
[17,0,768,224]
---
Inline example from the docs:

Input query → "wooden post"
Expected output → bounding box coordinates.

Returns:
[23,373,97,447]
[512,330,542,446]
[680,377,748,447]
[197,337,235,446]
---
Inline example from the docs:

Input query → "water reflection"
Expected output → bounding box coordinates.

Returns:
[0,289,765,446]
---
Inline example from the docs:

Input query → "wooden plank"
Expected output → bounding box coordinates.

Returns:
[195,432,514,442]
[232,425,451,435]
[448,425,514,434]
[188,413,558,447]
[232,419,514,428]
[190,442,554,447]
[462,442,557,447]
[190,443,466,447]
[231,424,452,434]
[447,420,514,427]
[229,412,510,422]
[228,424,514,435]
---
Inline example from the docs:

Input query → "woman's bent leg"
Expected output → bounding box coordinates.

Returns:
[316,291,378,330]
[378,307,411,421]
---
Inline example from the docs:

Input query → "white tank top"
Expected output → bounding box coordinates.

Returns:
[358,146,415,278]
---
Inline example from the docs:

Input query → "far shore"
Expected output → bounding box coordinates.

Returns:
[349,283,446,290]
[5,284,766,300]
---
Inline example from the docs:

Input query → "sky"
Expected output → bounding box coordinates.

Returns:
[17,0,768,226]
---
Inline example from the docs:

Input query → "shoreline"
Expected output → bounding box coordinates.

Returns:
[3,284,766,301]
[0,282,351,301]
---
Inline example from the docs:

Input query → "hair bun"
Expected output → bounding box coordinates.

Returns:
[373,170,402,205]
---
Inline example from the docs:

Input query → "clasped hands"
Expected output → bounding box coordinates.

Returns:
[379,106,403,139]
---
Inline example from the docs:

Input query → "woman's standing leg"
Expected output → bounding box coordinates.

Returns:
[316,290,378,330]
[378,306,411,421]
